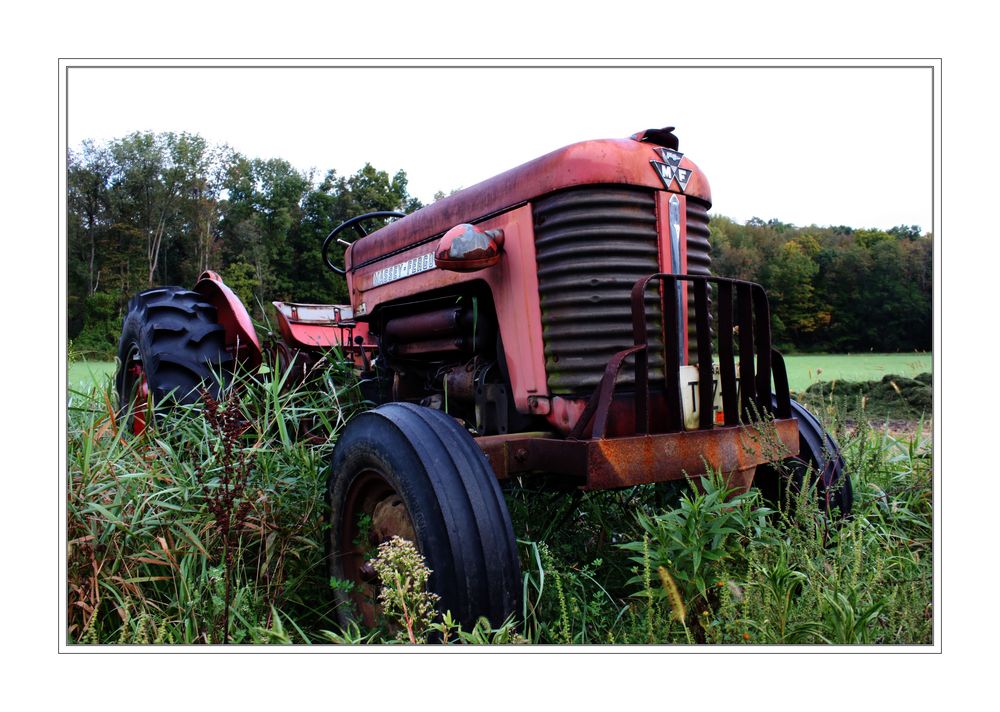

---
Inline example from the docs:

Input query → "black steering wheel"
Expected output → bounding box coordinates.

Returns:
[322,211,406,275]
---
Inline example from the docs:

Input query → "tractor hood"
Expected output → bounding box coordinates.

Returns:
[346,134,712,271]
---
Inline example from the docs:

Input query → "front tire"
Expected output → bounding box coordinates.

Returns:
[327,403,521,631]
[756,398,853,518]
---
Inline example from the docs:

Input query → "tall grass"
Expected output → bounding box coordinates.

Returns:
[67,361,933,645]
[510,418,933,645]
[67,354,362,644]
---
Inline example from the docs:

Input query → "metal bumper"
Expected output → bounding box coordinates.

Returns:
[478,418,799,490]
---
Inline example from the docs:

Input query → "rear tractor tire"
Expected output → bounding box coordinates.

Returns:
[327,403,521,633]
[755,398,854,518]
[115,286,232,434]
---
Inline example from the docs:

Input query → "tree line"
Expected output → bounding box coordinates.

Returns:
[709,216,931,352]
[68,131,421,357]
[68,131,931,358]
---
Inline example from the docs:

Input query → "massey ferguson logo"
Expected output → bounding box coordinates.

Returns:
[651,148,692,192]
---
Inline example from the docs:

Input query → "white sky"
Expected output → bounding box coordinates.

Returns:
[67,63,932,231]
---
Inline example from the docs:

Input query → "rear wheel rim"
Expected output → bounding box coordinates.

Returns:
[339,469,417,627]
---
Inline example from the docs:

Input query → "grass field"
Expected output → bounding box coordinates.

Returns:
[782,353,930,392]
[69,361,117,392]
[69,354,933,398]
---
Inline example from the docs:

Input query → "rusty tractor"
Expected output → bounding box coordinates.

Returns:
[116,127,852,630]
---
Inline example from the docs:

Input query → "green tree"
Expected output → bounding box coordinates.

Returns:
[68,142,112,298]
[107,132,214,286]
[815,241,871,351]
[218,156,311,312]
[766,240,821,347]
[295,164,423,304]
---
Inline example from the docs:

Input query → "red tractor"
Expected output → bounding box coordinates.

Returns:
[116,127,852,630]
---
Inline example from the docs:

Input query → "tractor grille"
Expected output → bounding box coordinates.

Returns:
[685,197,713,363]
[533,186,664,395]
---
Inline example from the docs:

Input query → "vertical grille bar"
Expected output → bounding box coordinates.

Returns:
[694,280,714,429]
[772,350,792,418]
[753,286,773,416]
[634,285,651,435]
[737,282,756,421]
[716,281,739,426]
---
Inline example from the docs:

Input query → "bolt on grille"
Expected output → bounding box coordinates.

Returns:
[533,187,664,395]
[570,274,792,439]
[642,275,790,432]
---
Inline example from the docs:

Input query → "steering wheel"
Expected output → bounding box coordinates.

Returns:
[322,211,406,275]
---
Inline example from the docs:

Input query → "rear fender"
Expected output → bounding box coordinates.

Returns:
[272,302,373,348]
[193,270,263,368]
[272,301,375,371]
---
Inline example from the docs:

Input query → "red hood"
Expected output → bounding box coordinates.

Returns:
[347,136,711,270]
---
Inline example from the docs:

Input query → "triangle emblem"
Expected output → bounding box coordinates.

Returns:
[675,167,692,192]
[657,148,684,168]
[651,161,676,189]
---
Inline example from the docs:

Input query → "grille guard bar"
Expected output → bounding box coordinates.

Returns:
[570,274,793,439]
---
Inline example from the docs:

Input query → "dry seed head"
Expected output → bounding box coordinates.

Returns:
[657,566,687,623]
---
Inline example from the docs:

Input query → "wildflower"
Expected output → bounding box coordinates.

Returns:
[716,580,725,588]
[742,632,750,641]
[371,536,440,644]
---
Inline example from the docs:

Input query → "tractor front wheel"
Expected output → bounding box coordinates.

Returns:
[115,287,232,434]
[756,398,853,518]
[327,403,521,633]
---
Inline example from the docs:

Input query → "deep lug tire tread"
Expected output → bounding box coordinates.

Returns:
[116,286,233,414]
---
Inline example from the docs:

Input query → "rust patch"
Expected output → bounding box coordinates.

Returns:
[477,418,799,491]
